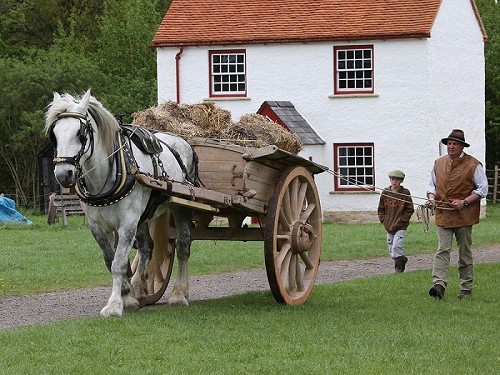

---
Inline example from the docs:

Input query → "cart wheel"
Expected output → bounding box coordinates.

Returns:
[130,212,175,305]
[264,166,322,305]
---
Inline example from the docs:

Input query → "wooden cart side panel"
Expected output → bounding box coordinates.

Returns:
[243,161,280,203]
[192,145,246,194]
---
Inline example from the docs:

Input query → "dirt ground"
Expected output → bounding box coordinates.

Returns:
[1,247,498,330]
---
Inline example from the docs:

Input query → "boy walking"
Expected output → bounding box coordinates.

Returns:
[377,170,414,273]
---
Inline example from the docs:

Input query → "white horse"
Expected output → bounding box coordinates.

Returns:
[45,90,197,316]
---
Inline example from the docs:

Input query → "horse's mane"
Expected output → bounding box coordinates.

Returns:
[45,92,120,155]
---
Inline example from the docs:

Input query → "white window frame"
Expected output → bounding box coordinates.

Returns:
[334,45,374,95]
[333,143,375,191]
[209,50,247,97]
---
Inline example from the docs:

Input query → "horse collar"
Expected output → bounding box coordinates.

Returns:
[75,133,137,207]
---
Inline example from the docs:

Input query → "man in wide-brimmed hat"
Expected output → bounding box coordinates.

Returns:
[426,129,488,300]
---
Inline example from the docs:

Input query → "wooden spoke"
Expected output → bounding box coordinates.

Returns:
[295,257,304,292]
[299,251,314,270]
[289,177,299,219]
[282,186,293,225]
[279,208,290,228]
[300,203,316,222]
[297,182,308,212]
[277,242,291,265]
[280,250,293,286]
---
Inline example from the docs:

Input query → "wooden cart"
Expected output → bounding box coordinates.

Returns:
[133,138,327,306]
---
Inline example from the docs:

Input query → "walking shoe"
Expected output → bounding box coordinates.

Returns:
[457,290,472,299]
[429,284,445,299]
[394,256,408,273]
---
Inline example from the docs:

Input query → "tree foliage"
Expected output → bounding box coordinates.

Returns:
[0,0,167,206]
[477,0,500,166]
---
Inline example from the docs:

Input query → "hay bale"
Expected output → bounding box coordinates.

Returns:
[132,101,302,154]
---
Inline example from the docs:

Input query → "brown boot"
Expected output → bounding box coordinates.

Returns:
[394,256,408,273]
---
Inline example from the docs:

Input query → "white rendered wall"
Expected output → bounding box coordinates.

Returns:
[156,0,486,219]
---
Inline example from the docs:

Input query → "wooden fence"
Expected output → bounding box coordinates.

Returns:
[486,165,499,204]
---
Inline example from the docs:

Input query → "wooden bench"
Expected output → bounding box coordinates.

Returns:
[47,193,85,226]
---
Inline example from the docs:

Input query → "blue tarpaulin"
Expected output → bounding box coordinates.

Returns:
[0,196,32,224]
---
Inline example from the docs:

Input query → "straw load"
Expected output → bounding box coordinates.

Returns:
[132,101,302,154]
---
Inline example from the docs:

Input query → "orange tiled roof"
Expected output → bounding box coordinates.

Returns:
[152,0,450,47]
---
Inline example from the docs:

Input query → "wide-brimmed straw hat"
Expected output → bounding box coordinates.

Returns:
[441,129,470,147]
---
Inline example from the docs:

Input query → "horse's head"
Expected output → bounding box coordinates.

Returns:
[46,90,93,187]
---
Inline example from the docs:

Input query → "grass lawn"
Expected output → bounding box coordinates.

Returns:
[0,264,498,374]
[1,205,498,373]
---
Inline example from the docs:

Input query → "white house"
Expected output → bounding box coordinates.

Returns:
[151,0,488,222]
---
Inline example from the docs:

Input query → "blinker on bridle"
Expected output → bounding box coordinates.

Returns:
[51,111,94,167]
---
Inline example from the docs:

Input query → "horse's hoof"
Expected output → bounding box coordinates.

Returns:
[100,305,123,317]
[167,294,189,306]
[123,295,140,312]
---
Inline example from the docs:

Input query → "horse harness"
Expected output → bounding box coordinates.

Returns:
[50,112,198,219]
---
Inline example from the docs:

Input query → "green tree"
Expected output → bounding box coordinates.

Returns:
[0,0,169,206]
[94,0,161,118]
[477,0,500,166]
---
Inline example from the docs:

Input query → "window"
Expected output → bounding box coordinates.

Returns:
[334,46,374,95]
[209,50,246,97]
[333,143,375,191]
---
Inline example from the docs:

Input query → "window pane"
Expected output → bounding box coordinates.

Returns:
[211,52,246,95]
[335,47,374,93]
[334,144,375,190]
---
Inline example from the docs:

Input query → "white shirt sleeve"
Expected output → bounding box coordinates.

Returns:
[426,169,436,197]
[472,163,489,198]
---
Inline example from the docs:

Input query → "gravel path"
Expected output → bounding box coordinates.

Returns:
[1,247,498,330]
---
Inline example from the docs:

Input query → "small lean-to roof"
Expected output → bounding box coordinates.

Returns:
[258,101,325,145]
[152,0,486,48]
